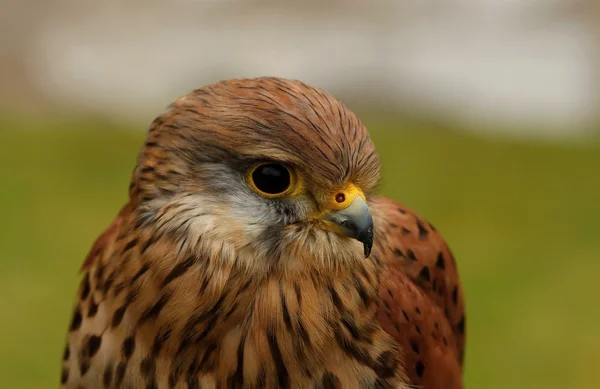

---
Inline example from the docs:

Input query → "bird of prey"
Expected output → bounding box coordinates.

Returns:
[61,77,465,389]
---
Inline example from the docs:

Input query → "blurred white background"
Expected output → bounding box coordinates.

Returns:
[1,0,598,138]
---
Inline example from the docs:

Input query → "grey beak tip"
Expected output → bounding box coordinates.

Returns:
[324,196,375,259]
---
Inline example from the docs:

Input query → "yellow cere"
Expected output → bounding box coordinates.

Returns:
[326,183,366,212]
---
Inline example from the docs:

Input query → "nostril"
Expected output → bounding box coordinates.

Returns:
[335,193,345,203]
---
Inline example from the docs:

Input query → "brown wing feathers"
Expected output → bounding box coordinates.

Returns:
[372,196,466,389]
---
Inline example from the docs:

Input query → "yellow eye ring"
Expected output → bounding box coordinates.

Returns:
[247,163,299,198]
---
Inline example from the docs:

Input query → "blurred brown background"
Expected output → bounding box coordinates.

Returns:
[1,1,599,388]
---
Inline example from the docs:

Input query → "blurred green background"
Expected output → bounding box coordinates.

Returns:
[1,114,598,389]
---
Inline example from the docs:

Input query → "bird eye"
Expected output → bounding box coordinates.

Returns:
[248,163,293,197]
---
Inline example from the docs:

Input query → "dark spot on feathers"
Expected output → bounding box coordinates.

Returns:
[415,361,425,378]
[147,377,158,389]
[328,285,343,309]
[428,222,437,231]
[70,307,82,331]
[452,286,459,305]
[95,264,105,284]
[334,329,373,367]
[198,277,210,296]
[139,165,156,174]
[151,327,172,357]
[321,372,341,389]
[102,271,115,295]
[168,371,179,389]
[141,238,155,255]
[80,273,91,301]
[410,340,420,354]
[188,376,200,389]
[383,300,391,311]
[103,363,113,388]
[415,307,421,315]
[297,318,311,346]
[406,249,417,261]
[86,335,102,358]
[199,342,217,372]
[122,336,135,359]
[79,359,90,376]
[401,227,411,235]
[281,290,292,332]
[374,351,398,379]
[228,336,245,388]
[417,266,431,282]
[397,208,407,214]
[341,317,361,340]
[119,275,143,296]
[132,263,150,283]
[162,256,195,287]
[267,329,290,388]
[112,306,126,328]
[416,219,429,239]
[168,373,177,388]
[87,298,98,318]
[138,293,172,325]
[115,362,127,386]
[393,248,404,258]
[294,282,302,307]
[236,278,253,296]
[61,367,69,384]
[140,356,156,377]
[356,278,370,306]
[223,301,239,320]
[63,345,70,361]
[122,238,138,254]
[436,252,446,269]
[401,309,409,321]
[117,288,139,316]
[457,316,465,334]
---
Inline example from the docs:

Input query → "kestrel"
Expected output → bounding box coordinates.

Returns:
[61,77,466,389]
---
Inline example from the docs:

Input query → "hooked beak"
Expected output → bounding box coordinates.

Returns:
[322,194,374,257]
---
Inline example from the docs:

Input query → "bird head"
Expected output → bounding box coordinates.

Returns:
[130,77,380,274]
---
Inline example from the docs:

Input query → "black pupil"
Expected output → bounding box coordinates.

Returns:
[252,164,291,194]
